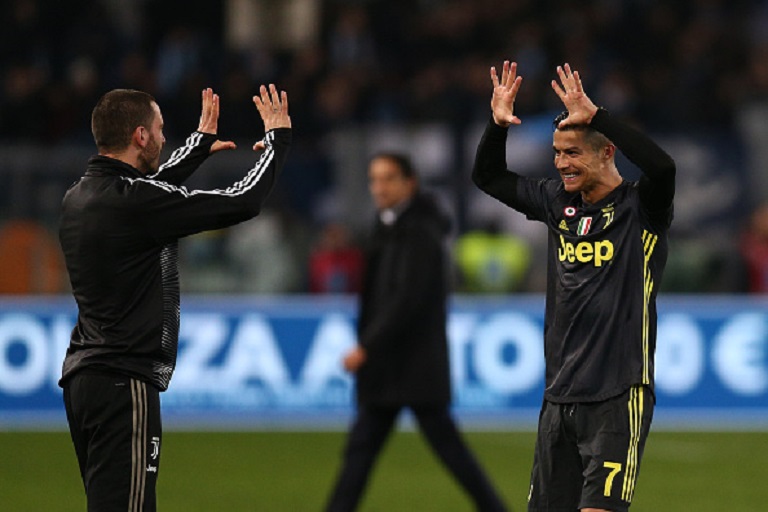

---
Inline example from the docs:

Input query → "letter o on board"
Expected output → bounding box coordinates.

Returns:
[473,313,544,394]
[0,315,48,395]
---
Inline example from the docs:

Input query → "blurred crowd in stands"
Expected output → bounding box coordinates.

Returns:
[2,0,768,294]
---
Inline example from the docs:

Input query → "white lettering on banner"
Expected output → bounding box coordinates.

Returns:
[0,314,48,395]
[174,314,228,389]
[655,314,704,395]
[219,314,289,391]
[299,314,355,393]
[713,313,768,395]
[472,313,544,394]
[3,305,768,411]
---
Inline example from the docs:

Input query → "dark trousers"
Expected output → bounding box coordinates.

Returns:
[63,371,162,512]
[325,404,508,512]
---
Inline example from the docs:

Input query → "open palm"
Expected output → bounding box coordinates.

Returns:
[490,61,523,127]
[551,63,599,128]
[197,88,237,153]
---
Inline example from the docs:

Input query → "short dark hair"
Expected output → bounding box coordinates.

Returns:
[552,110,611,151]
[370,152,418,181]
[552,110,570,130]
[91,89,157,152]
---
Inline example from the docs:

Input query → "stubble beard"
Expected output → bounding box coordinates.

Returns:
[138,135,162,175]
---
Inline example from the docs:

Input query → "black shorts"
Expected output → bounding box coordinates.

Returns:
[528,385,654,512]
[63,371,162,512]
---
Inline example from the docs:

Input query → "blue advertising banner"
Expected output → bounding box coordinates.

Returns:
[1,295,767,430]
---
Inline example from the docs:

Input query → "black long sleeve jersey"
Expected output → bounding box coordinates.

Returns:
[473,109,675,403]
[58,128,291,391]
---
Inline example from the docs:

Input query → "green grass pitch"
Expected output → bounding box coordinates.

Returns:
[1,430,766,511]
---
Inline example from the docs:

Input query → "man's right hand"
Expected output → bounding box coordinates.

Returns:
[342,346,367,374]
[253,84,291,150]
[490,60,523,128]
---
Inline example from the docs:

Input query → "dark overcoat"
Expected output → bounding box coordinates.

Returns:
[356,192,452,406]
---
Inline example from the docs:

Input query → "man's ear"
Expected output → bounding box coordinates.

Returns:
[133,126,147,148]
[604,143,616,159]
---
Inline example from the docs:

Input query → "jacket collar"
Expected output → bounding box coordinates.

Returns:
[378,195,415,226]
[86,155,144,178]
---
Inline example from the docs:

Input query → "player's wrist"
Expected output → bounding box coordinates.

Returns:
[587,106,607,125]
[492,113,512,128]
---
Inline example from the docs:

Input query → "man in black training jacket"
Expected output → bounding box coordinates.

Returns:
[325,153,508,512]
[59,85,291,511]
[473,61,675,512]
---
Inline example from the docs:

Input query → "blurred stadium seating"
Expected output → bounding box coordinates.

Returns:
[1,0,767,293]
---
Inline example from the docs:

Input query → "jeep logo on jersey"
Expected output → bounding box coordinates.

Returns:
[557,235,614,267]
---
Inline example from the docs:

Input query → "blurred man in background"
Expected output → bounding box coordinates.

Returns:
[325,153,508,512]
[58,85,291,511]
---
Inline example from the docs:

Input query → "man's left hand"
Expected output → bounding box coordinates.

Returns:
[551,63,599,128]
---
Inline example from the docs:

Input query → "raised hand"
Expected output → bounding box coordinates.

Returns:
[551,63,599,128]
[197,88,236,153]
[197,88,219,134]
[252,84,291,150]
[490,60,523,128]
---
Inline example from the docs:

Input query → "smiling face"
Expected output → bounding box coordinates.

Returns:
[553,127,618,202]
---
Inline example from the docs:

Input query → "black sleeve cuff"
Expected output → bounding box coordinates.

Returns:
[194,131,218,149]
[588,107,611,133]
[270,127,293,141]
[486,116,510,140]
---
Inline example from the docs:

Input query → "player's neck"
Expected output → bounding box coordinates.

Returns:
[581,173,622,205]
[101,147,144,174]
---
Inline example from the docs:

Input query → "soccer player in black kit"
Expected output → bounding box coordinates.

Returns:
[59,85,291,511]
[473,61,675,512]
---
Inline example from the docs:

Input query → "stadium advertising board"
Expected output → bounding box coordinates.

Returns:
[1,296,767,429]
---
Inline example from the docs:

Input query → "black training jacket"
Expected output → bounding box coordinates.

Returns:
[356,192,452,406]
[58,128,291,391]
[473,110,675,403]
